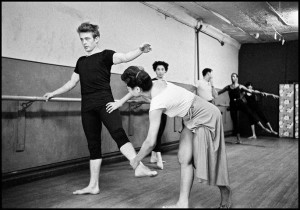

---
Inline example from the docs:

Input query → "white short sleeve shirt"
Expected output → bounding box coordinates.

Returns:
[196,79,214,101]
[150,82,195,117]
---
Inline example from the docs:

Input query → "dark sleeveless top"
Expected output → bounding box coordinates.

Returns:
[226,85,243,105]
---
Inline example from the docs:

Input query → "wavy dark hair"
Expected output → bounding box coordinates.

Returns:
[77,22,100,38]
[152,61,169,72]
[121,66,153,91]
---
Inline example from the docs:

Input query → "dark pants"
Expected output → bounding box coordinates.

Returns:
[249,104,269,125]
[81,106,129,160]
[230,100,260,135]
[153,113,167,152]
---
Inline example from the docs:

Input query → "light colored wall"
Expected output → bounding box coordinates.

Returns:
[198,32,239,89]
[2,2,238,86]
[2,2,195,84]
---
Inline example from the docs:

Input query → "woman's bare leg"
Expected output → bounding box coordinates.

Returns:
[266,122,278,135]
[163,126,194,208]
[248,124,257,139]
[73,159,102,195]
[150,151,157,163]
[120,142,157,177]
[257,121,271,133]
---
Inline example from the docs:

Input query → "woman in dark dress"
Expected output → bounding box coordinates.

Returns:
[243,82,279,139]
[218,73,271,143]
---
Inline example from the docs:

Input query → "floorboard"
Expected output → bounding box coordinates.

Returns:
[1,136,298,208]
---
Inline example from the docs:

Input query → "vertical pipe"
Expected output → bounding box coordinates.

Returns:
[196,28,200,80]
[195,22,202,81]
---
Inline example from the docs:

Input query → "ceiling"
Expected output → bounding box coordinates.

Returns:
[142,2,298,45]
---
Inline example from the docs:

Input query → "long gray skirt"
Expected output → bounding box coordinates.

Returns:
[182,96,230,186]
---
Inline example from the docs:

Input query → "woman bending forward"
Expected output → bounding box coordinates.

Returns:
[106,66,231,208]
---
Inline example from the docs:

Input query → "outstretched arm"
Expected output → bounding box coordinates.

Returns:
[43,72,80,101]
[240,85,279,98]
[240,84,265,95]
[258,92,279,99]
[106,92,134,113]
[130,109,163,169]
[113,43,152,64]
[217,85,228,95]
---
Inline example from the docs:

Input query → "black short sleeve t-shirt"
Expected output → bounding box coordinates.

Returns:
[74,49,116,111]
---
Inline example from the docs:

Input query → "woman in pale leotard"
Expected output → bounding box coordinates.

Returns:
[106,66,231,208]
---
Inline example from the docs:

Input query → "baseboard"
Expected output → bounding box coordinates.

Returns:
[2,132,232,188]
[2,141,179,188]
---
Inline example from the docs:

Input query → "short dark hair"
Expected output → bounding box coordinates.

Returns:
[77,22,100,38]
[202,68,212,77]
[231,73,238,78]
[121,66,153,91]
[152,61,169,72]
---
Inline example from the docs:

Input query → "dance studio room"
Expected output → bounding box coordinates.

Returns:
[2,2,298,208]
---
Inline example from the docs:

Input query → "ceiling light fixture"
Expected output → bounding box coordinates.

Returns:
[272,25,285,45]
[250,33,260,39]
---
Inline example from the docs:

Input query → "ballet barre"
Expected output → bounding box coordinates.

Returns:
[2,95,149,111]
[2,95,149,152]
[1,95,149,103]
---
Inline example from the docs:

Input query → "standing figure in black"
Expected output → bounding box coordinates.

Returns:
[243,82,279,139]
[218,73,271,144]
[43,22,157,195]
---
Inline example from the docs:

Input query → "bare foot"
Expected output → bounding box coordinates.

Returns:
[135,163,158,177]
[163,202,189,208]
[248,135,257,139]
[150,157,157,163]
[150,152,157,163]
[156,152,165,170]
[235,140,242,144]
[73,186,100,195]
[157,160,164,170]
[220,186,232,208]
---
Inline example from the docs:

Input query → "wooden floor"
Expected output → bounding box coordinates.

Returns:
[2,136,298,208]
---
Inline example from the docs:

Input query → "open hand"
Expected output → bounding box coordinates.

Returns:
[106,101,122,113]
[139,43,152,53]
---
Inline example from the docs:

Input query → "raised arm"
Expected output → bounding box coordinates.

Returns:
[130,109,163,169]
[113,43,152,64]
[43,72,80,101]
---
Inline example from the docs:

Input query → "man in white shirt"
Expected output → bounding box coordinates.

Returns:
[196,68,218,104]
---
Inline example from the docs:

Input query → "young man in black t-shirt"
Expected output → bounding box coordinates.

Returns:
[43,22,157,195]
